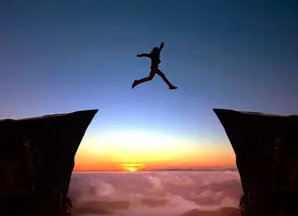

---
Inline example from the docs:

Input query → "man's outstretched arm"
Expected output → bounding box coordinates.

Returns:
[158,42,164,52]
[137,53,150,57]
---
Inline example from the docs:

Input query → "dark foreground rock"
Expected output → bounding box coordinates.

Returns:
[214,108,298,216]
[0,109,98,216]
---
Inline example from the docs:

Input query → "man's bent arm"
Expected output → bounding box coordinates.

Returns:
[137,53,150,57]
[158,42,164,52]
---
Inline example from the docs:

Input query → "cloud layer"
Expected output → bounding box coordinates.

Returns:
[68,171,242,216]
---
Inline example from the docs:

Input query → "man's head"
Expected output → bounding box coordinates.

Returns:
[151,47,159,53]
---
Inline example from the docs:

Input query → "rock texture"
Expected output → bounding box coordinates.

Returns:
[0,109,98,216]
[214,108,298,216]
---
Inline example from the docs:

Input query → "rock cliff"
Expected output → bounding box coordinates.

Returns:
[214,108,298,216]
[0,109,97,216]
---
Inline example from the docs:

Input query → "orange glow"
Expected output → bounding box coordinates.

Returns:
[74,131,236,171]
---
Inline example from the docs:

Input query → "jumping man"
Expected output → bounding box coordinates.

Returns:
[132,42,177,89]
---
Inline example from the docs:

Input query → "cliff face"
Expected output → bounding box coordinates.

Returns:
[214,108,298,216]
[0,109,98,216]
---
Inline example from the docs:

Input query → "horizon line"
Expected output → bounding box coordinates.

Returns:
[73,167,238,172]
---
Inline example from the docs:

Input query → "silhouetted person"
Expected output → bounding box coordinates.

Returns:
[132,42,177,89]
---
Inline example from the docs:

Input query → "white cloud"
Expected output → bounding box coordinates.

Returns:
[69,171,241,216]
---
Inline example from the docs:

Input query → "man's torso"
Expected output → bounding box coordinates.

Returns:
[150,53,161,66]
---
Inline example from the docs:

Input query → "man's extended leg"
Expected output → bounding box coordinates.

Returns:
[132,71,156,89]
[156,70,177,89]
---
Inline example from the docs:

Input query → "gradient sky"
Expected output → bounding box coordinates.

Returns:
[1,0,298,171]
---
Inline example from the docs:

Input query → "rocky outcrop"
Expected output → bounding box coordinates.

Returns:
[0,109,98,216]
[214,108,298,216]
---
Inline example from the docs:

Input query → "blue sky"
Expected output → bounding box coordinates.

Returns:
[1,0,298,166]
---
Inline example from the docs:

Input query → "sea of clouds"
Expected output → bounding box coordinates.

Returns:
[68,171,242,216]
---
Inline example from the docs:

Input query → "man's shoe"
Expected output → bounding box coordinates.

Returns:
[169,85,178,90]
[132,80,138,89]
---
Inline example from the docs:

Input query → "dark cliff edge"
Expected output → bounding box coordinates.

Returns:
[0,109,98,216]
[214,108,298,216]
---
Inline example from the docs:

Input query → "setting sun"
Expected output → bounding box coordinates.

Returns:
[127,167,137,172]
[121,163,143,172]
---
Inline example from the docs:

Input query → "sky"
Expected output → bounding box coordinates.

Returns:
[1,0,298,171]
